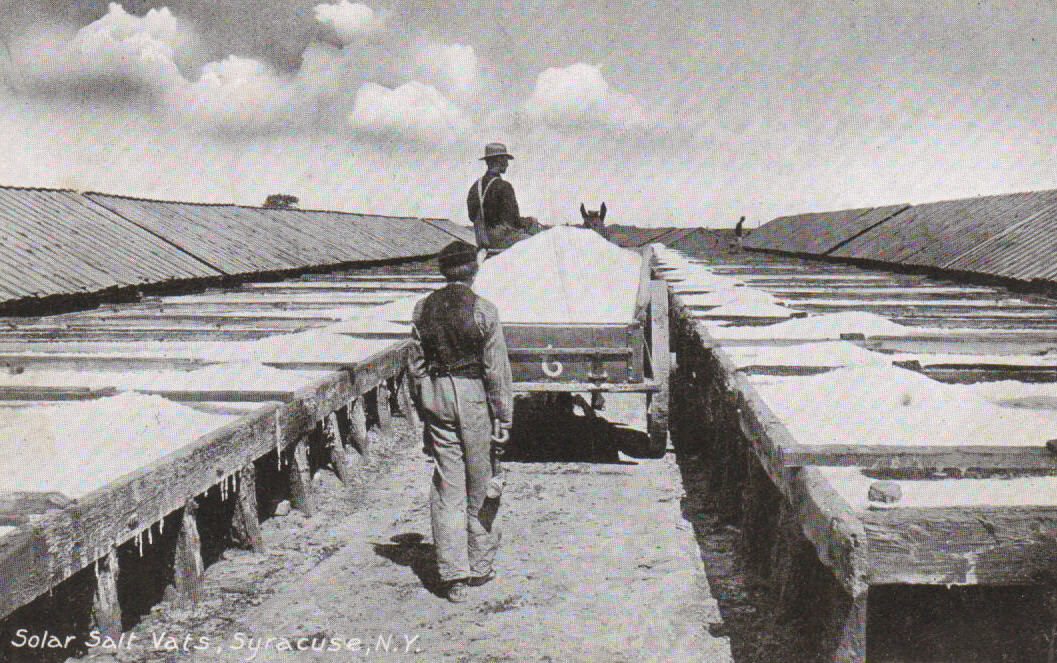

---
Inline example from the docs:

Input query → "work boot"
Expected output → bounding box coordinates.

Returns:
[445,580,469,603]
[466,570,495,587]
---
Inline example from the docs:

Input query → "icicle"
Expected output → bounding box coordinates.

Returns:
[275,410,282,469]
[137,531,143,557]
[159,516,164,534]
[147,524,153,546]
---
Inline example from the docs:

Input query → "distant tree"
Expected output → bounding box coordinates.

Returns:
[264,194,299,209]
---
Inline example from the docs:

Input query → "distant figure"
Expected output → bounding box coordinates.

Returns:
[263,193,298,209]
[409,241,513,603]
[579,202,607,234]
[467,143,536,260]
[732,216,745,252]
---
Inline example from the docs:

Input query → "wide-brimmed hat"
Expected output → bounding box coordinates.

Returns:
[438,240,479,270]
[479,142,514,160]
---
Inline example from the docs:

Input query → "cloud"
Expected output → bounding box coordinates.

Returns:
[5,3,199,98]
[349,80,469,142]
[411,41,478,100]
[314,2,387,43]
[525,63,651,131]
[176,56,300,133]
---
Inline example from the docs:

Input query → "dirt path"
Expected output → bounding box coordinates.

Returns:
[90,397,731,663]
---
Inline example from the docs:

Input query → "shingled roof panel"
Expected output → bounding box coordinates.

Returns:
[745,204,906,255]
[0,188,220,300]
[86,194,469,275]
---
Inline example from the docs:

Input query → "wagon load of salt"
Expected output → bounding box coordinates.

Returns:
[473,226,644,324]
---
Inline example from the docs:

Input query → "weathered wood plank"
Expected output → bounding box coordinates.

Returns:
[375,382,393,438]
[345,397,369,455]
[173,501,203,608]
[862,505,1057,585]
[287,438,313,517]
[788,467,868,596]
[321,413,351,486]
[231,465,264,553]
[0,354,217,372]
[91,547,122,641]
[511,381,662,393]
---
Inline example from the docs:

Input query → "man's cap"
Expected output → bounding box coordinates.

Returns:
[479,142,514,160]
[438,240,479,269]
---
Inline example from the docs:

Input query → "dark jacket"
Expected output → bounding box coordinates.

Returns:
[467,172,532,250]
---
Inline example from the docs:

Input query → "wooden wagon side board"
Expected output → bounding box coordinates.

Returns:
[0,340,413,621]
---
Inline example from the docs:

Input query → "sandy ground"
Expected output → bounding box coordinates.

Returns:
[78,397,731,663]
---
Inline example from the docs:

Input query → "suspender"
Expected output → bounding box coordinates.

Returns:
[477,175,498,223]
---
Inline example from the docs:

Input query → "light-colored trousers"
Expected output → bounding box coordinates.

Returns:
[418,375,499,582]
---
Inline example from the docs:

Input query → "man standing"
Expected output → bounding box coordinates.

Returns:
[409,240,514,602]
[468,143,535,257]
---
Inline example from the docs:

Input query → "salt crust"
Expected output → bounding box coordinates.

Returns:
[0,393,238,497]
[723,341,889,368]
[751,365,1057,448]
[821,466,1057,510]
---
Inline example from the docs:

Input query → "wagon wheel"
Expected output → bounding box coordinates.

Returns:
[644,279,670,458]
[646,389,669,458]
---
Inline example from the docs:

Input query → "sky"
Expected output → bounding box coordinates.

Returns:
[1,0,1057,228]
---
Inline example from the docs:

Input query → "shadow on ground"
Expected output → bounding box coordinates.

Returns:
[372,533,445,598]
[502,394,649,463]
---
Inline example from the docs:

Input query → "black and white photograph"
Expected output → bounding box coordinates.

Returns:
[2,1,1057,661]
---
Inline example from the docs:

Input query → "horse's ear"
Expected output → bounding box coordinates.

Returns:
[580,203,588,220]
[599,202,607,222]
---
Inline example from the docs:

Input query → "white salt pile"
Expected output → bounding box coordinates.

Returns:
[238,331,395,364]
[710,311,910,340]
[821,467,1057,510]
[724,341,889,369]
[0,393,239,497]
[752,364,1057,448]
[474,227,643,324]
[964,381,1057,410]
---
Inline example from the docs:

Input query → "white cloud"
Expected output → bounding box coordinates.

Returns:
[526,63,651,130]
[7,3,199,97]
[349,80,469,142]
[411,41,478,100]
[177,56,300,133]
[314,2,387,43]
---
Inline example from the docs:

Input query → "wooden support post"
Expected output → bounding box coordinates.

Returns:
[375,382,393,439]
[346,397,369,456]
[397,370,420,430]
[322,412,351,485]
[288,437,313,516]
[173,500,204,608]
[831,590,868,663]
[90,547,122,641]
[232,465,264,553]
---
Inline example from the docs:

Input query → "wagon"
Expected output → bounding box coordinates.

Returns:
[501,248,671,456]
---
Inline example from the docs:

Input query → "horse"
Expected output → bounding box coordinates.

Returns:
[579,202,606,233]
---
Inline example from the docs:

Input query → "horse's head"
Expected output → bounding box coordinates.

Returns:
[580,202,607,232]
